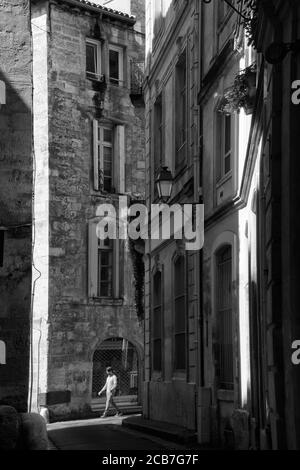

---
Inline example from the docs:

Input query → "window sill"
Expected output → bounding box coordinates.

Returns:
[172,371,187,382]
[216,170,232,188]
[89,297,124,307]
[151,372,163,382]
[217,389,234,402]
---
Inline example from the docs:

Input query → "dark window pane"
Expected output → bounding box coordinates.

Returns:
[216,246,233,389]
[153,339,162,371]
[101,252,110,266]
[153,306,161,337]
[225,154,231,174]
[225,115,231,154]
[109,49,119,83]
[98,245,113,297]
[174,257,185,293]
[100,282,109,297]
[175,296,186,332]
[86,43,96,74]
[174,256,186,371]
[175,334,186,370]
[153,272,162,306]
[104,177,112,192]
[103,129,113,143]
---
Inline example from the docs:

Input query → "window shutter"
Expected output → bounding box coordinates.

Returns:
[93,119,99,191]
[88,221,98,297]
[114,125,125,193]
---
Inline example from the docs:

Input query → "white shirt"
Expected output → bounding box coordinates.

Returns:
[104,374,117,394]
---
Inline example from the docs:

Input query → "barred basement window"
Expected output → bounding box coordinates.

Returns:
[152,271,163,372]
[174,255,187,371]
[216,245,234,390]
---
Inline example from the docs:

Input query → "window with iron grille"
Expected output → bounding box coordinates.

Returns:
[216,245,234,390]
[175,50,187,169]
[92,338,138,399]
[152,271,163,372]
[98,238,113,298]
[174,255,187,371]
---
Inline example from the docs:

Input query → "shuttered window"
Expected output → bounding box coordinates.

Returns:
[175,51,187,169]
[174,256,186,371]
[152,271,163,372]
[93,121,125,193]
[216,246,234,390]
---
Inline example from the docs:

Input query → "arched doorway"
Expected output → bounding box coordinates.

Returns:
[91,338,141,413]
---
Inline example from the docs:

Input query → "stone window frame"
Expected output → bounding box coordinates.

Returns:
[86,38,102,81]
[108,44,125,87]
[88,218,120,301]
[92,120,126,194]
[211,231,239,405]
[213,98,239,206]
[175,48,188,172]
[172,250,188,376]
[151,264,164,377]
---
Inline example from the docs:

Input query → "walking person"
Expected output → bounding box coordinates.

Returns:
[98,366,122,418]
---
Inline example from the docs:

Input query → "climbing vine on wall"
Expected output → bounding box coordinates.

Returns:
[129,238,145,322]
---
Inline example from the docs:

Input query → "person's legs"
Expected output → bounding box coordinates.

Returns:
[110,396,121,414]
[101,392,122,417]
[101,393,112,417]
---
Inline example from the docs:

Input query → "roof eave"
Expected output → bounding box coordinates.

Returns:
[54,0,136,26]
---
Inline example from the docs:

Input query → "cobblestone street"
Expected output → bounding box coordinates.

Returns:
[47,417,189,451]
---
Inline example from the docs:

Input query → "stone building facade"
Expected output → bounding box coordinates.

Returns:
[197,0,256,448]
[0,0,32,412]
[144,0,300,450]
[29,0,146,419]
[248,0,300,450]
[143,0,201,432]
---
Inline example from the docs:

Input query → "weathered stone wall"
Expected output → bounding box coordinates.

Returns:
[30,0,145,418]
[0,0,32,412]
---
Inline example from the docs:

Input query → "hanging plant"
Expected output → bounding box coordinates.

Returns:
[236,0,258,47]
[129,237,145,321]
[219,63,257,114]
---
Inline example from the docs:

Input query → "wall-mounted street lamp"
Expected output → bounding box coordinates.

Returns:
[265,40,300,64]
[155,166,173,203]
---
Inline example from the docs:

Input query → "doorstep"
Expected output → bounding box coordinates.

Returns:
[122,416,197,445]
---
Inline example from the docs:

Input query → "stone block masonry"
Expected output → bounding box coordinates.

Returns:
[0,0,32,412]
[30,0,145,419]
